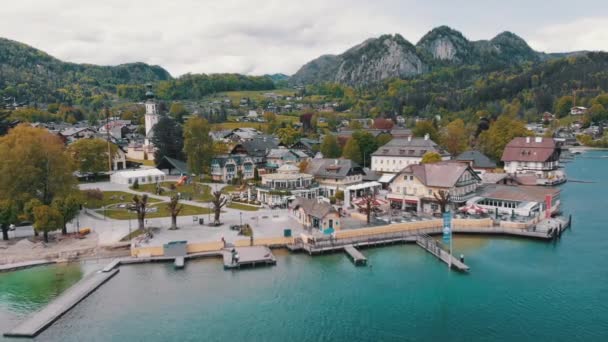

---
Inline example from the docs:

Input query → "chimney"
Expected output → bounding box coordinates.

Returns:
[408,135,412,142]
[535,137,542,143]
[526,137,531,143]
[424,133,429,141]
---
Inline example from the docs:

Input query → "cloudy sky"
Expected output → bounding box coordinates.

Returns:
[0,0,606,76]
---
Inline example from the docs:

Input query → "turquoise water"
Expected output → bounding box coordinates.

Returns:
[2,151,608,341]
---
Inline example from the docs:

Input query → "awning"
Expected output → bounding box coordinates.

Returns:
[378,173,397,183]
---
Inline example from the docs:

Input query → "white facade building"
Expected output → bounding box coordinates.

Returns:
[110,168,165,185]
[371,135,450,173]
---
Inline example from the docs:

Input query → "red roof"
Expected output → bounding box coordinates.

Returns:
[501,137,559,163]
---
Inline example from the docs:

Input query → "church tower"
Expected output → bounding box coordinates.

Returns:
[143,83,159,146]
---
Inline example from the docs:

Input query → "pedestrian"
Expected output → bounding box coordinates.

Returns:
[221,236,225,248]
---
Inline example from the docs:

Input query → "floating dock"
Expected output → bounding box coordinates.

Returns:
[174,256,185,269]
[4,269,119,338]
[344,245,367,266]
[222,246,276,269]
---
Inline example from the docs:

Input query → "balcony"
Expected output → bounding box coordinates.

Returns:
[450,192,477,203]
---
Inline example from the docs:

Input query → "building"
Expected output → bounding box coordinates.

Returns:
[289,197,341,232]
[210,154,255,183]
[501,137,566,186]
[231,135,280,169]
[305,159,365,197]
[570,106,588,116]
[455,150,497,174]
[127,84,160,161]
[467,185,561,218]
[290,138,320,157]
[256,164,320,206]
[387,162,481,213]
[110,168,165,185]
[371,134,450,173]
[265,148,309,170]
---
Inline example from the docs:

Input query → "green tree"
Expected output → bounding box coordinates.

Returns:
[276,126,301,146]
[588,103,607,123]
[342,137,362,164]
[440,119,469,156]
[320,134,341,158]
[169,102,188,122]
[151,116,184,162]
[183,117,214,176]
[0,200,18,240]
[477,116,531,161]
[555,95,574,118]
[52,195,81,235]
[421,152,442,164]
[375,133,393,147]
[0,125,77,206]
[68,138,117,176]
[33,204,62,243]
[352,131,378,167]
[413,120,440,142]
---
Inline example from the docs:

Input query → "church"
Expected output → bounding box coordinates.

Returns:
[127,84,161,161]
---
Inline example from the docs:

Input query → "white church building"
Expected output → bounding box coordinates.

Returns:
[127,84,161,161]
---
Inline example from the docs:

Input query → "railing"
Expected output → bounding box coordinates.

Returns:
[304,227,443,251]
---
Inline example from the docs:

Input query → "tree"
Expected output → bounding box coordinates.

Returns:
[0,125,77,206]
[440,119,469,156]
[253,167,261,182]
[167,195,183,230]
[52,195,80,235]
[169,102,188,122]
[33,204,62,243]
[298,159,310,173]
[24,198,42,237]
[68,138,117,177]
[342,137,362,164]
[413,121,440,142]
[129,195,149,234]
[276,126,301,146]
[211,191,228,225]
[359,191,379,224]
[352,131,378,167]
[421,152,442,164]
[183,117,214,176]
[373,118,394,130]
[477,116,531,161]
[555,96,574,118]
[375,133,393,147]
[433,190,451,214]
[320,134,341,158]
[0,200,18,240]
[151,116,184,162]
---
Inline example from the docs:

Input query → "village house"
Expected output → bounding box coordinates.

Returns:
[387,162,481,213]
[230,135,279,169]
[570,106,588,115]
[59,127,97,143]
[256,164,320,207]
[290,138,320,157]
[467,185,561,218]
[455,150,497,174]
[371,134,450,174]
[501,137,566,186]
[265,148,309,170]
[289,197,341,232]
[305,159,365,197]
[210,154,255,183]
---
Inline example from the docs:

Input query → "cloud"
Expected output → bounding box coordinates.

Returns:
[0,1,606,76]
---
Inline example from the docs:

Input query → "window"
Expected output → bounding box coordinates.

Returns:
[409,176,414,181]
[428,190,432,196]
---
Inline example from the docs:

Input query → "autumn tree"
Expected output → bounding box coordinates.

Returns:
[554,96,574,118]
[52,195,81,235]
[211,191,228,225]
[440,119,469,156]
[359,191,380,224]
[183,117,214,176]
[477,116,531,161]
[421,152,442,164]
[169,102,188,122]
[413,120,440,142]
[373,118,394,130]
[151,116,184,162]
[68,138,117,177]
[0,200,18,240]
[342,137,362,164]
[375,133,393,147]
[0,125,77,206]
[298,159,310,173]
[320,134,341,158]
[276,126,301,146]
[167,195,183,230]
[33,204,62,243]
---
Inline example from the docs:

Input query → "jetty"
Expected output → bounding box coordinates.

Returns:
[344,245,367,266]
[174,256,185,269]
[4,269,119,338]
[223,246,276,269]
[416,234,469,272]
[0,260,56,273]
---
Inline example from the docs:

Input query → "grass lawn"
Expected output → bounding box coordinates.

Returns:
[81,191,160,209]
[100,202,213,220]
[135,182,213,202]
[220,185,244,194]
[227,202,260,211]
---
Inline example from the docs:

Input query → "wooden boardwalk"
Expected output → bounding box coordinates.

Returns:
[344,245,367,266]
[223,246,276,269]
[415,235,469,272]
[4,269,119,338]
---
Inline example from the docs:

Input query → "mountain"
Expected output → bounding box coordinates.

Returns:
[291,26,562,86]
[264,73,290,82]
[0,37,172,104]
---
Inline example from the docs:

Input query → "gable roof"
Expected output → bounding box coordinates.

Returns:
[501,137,560,163]
[291,198,337,219]
[305,158,364,179]
[156,156,188,174]
[372,137,450,157]
[456,150,497,169]
[239,135,279,157]
[399,162,480,188]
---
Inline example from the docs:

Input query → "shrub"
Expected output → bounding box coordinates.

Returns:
[132,179,139,189]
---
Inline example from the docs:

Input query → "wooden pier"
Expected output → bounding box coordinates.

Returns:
[174,256,185,269]
[344,245,367,266]
[4,269,119,338]
[222,246,276,269]
[415,235,469,272]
